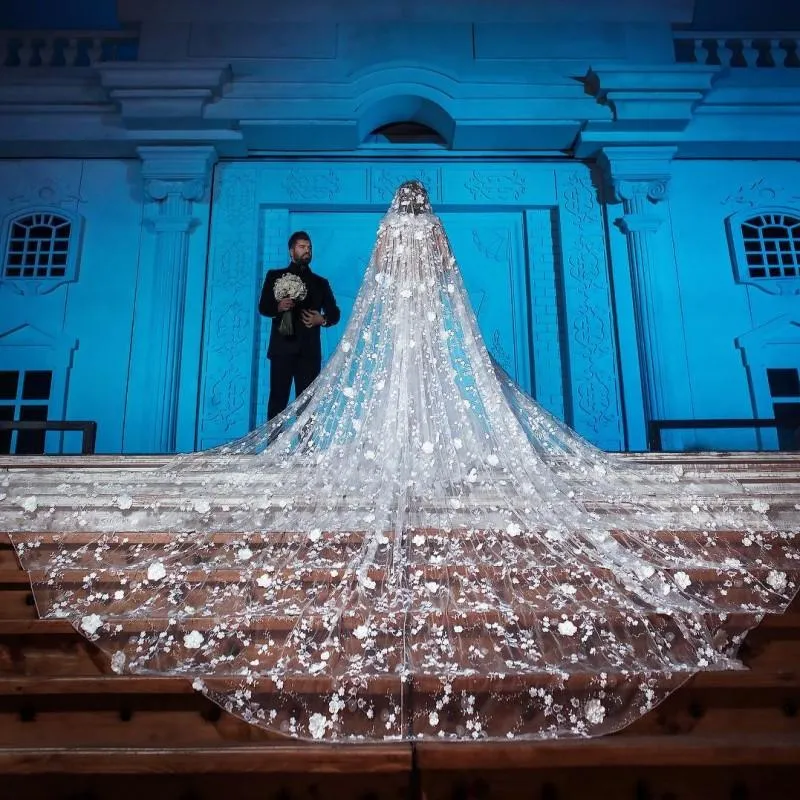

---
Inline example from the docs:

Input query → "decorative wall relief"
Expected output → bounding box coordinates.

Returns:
[489,329,512,373]
[198,165,258,447]
[525,207,565,420]
[4,165,85,212]
[472,228,510,262]
[557,170,623,449]
[464,170,526,202]
[371,168,439,203]
[720,177,800,209]
[283,169,341,201]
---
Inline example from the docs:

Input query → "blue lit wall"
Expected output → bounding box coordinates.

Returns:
[1,1,799,456]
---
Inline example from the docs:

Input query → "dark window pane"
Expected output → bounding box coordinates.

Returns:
[774,402,800,451]
[768,368,800,398]
[749,268,766,277]
[0,371,19,400]
[22,371,52,400]
[747,255,764,266]
[0,404,13,454]
[16,404,48,455]
[763,226,788,238]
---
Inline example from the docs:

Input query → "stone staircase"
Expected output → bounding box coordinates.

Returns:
[1,453,799,800]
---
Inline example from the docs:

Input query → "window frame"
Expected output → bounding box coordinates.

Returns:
[0,206,83,284]
[726,207,800,294]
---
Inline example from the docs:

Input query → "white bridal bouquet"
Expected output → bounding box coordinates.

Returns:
[273,273,308,336]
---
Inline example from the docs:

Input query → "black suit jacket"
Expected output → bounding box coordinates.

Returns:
[258,264,341,360]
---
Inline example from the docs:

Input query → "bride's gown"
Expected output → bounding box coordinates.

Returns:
[1,182,797,741]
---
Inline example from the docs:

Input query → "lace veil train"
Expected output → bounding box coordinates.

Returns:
[2,181,797,741]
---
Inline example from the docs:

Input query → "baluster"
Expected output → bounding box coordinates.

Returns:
[87,36,103,64]
[693,38,708,65]
[721,38,737,67]
[17,36,34,67]
[774,38,789,67]
[63,37,79,67]
[38,35,55,67]
[743,38,760,67]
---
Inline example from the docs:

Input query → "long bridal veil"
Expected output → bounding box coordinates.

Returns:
[2,181,797,741]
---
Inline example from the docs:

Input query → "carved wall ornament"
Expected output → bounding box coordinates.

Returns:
[144,178,208,203]
[613,178,669,206]
[198,166,259,444]
[7,178,86,211]
[558,169,621,443]
[489,329,512,373]
[203,365,249,433]
[464,170,526,202]
[562,172,598,225]
[371,168,437,203]
[283,169,341,201]
[721,177,800,209]
[471,228,511,263]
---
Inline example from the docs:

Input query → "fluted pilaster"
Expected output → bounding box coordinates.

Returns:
[129,145,217,453]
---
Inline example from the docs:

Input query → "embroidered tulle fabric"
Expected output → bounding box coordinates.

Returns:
[2,181,798,742]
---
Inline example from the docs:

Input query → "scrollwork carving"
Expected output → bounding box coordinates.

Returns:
[720,177,800,208]
[144,178,207,203]
[283,170,341,201]
[465,170,526,201]
[472,228,511,262]
[372,169,436,203]
[559,170,619,440]
[613,178,669,205]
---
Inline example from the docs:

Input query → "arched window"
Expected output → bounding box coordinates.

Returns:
[1,210,80,281]
[365,122,447,145]
[728,210,800,291]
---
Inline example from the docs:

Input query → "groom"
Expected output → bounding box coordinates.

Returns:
[258,231,341,420]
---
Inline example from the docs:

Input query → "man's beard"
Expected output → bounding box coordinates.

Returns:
[292,255,311,269]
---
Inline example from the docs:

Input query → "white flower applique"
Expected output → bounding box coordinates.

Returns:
[308,712,328,739]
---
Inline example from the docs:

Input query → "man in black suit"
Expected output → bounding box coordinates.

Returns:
[258,231,341,420]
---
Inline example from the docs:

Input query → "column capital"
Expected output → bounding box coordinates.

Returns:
[137,145,218,203]
[597,146,676,205]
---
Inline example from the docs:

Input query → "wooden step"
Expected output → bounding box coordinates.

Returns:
[0,734,799,775]
[0,667,797,696]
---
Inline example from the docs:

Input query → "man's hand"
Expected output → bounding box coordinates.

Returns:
[301,310,325,328]
[277,298,295,312]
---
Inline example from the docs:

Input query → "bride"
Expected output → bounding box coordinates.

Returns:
[2,181,797,741]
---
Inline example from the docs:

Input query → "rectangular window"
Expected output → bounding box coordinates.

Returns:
[0,368,53,455]
[774,402,800,451]
[767,368,800,398]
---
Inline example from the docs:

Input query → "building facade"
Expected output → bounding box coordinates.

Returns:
[1,0,799,454]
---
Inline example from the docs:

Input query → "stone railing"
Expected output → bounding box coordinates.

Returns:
[0,30,139,67]
[673,31,800,68]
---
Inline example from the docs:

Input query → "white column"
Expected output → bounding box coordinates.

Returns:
[598,147,695,447]
[126,145,217,453]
